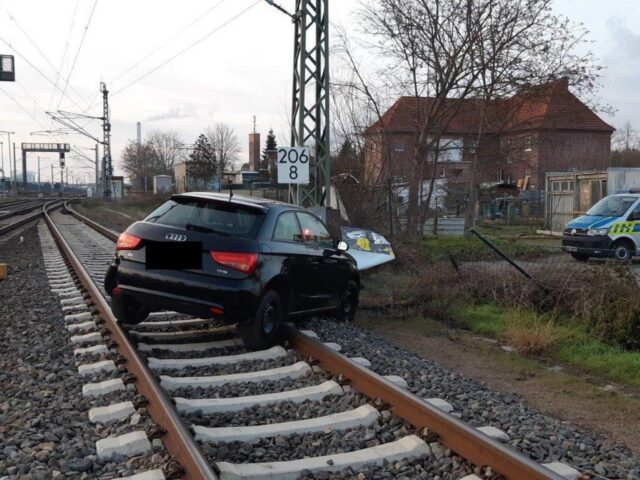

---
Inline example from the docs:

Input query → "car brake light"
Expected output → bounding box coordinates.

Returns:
[116,232,142,251]
[210,251,258,274]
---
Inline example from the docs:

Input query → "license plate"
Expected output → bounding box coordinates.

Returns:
[146,241,202,270]
[563,246,578,252]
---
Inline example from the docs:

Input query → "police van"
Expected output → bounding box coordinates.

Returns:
[562,193,640,261]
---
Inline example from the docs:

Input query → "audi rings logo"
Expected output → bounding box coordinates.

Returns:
[165,233,187,242]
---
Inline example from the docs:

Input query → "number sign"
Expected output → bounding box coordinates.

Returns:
[277,147,309,185]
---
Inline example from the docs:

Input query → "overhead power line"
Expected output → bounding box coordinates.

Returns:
[1,5,97,116]
[111,0,261,98]
[48,0,81,115]
[55,0,99,111]
[0,34,97,114]
[109,0,228,86]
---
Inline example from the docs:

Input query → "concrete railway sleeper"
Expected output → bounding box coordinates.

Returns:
[38,201,588,480]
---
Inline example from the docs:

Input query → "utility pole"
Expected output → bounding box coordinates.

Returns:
[95,143,99,195]
[101,82,112,199]
[50,164,53,191]
[266,0,331,207]
[38,156,40,190]
[0,132,14,189]
[13,142,17,187]
[291,0,331,207]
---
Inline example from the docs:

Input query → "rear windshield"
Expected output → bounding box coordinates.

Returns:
[144,198,264,238]
[587,196,637,217]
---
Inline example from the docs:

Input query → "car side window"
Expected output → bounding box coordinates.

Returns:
[296,212,333,248]
[629,202,640,221]
[273,212,302,243]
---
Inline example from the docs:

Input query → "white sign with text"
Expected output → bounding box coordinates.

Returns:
[277,147,310,185]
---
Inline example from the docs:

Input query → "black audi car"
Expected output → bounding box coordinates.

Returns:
[104,192,359,349]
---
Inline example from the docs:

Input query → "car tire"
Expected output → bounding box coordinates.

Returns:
[334,280,359,322]
[570,253,590,261]
[611,241,634,262]
[110,296,149,325]
[238,290,282,351]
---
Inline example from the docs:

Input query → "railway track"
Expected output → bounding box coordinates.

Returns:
[38,201,585,480]
[0,200,64,237]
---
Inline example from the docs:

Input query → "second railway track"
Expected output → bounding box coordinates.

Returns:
[39,201,594,480]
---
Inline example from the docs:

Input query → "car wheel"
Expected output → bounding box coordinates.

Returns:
[612,241,634,262]
[238,290,282,351]
[334,280,359,322]
[110,296,149,325]
[570,252,590,261]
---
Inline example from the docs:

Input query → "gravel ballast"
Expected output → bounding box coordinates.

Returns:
[300,317,640,480]
[0,223,167,478]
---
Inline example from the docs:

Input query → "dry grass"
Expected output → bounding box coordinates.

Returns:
[502,311,564,355]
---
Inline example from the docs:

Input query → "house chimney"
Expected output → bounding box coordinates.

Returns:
[558,77,569,90]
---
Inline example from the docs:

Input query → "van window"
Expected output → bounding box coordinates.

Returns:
[587,196,637,217]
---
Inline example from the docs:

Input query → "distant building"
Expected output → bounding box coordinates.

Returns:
[364,78,614,191]
[248,132,260,172]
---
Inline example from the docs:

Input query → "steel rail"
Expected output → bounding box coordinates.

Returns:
[62,201,565,479]
[43,203,217,480]
[64,200,120,240]
[285,325,565,480]
[0,201,63,236]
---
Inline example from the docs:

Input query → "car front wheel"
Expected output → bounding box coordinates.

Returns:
[612,241,634,262]
[238,290,283,351]
[334,280,359,322]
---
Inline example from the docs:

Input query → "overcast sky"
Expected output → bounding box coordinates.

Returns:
[0,0,638,184]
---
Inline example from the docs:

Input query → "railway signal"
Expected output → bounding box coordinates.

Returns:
[0,55,15,82]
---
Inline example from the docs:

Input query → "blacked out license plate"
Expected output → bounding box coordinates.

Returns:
[145,241,202,270]
[563,246,578,253]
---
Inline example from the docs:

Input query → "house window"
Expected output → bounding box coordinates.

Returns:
[394,143,405,153]
[524,135,534,152]
[438,138,463,162]
[439,168,446,178]
[552,181,561,192]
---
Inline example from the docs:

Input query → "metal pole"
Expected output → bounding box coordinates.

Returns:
[60,167,64,193]
[0,141,3,179]
[38,156,41,190]
[22,148,27,191]
[50,164,53,191]
[95,143,99,194]
[13,141,17,187]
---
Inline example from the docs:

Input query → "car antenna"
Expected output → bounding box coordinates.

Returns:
[228,178,233,201]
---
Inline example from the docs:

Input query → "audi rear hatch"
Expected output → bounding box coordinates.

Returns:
[116,196,265,285]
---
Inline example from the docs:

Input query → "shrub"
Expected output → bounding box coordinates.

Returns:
[502,311,564,354]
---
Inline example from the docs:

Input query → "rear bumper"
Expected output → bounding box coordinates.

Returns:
[111,261,261,323]
[561,235,612,257]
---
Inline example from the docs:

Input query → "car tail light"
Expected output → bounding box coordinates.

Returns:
[210,251,258,274]
[116,232,142,251]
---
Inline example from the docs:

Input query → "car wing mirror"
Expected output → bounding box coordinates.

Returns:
[337,240,349,252]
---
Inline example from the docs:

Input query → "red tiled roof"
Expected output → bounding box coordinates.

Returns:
[365,80,613,135]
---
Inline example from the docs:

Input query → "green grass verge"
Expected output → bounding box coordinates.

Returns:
[422,235,544,262]
[460,304,640,387]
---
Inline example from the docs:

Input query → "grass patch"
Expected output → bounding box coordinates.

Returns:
[461,304,640,387]
[422,235,543,262]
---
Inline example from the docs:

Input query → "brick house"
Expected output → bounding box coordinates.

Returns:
[363,79,614,191]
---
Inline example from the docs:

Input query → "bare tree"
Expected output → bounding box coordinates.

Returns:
[121,140,155,191]
[613,121,638,151]
[206,123,241,177]
[353,0,603,236]
[147,129,186,176]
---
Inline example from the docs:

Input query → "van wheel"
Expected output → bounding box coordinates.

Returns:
[611,240,634,262]
[110,296,149,325]
[570,253,590,261]
[239,290,282,351]
[334,281,359,322]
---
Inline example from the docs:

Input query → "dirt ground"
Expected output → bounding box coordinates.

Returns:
[357,311,640,454]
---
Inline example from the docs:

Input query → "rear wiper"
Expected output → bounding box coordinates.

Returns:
[185,223,230,236]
